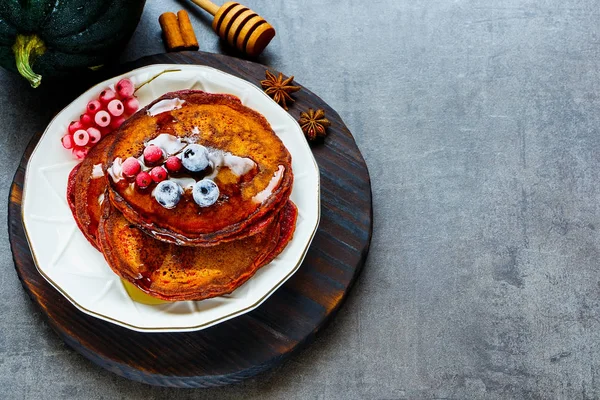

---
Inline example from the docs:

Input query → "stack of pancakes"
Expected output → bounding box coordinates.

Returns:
[67,90,297,301]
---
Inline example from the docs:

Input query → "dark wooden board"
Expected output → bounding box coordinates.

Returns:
[8,51,372,388]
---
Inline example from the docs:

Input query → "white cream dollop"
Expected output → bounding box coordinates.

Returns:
[252,165,284,204]
[147,98,185,116]
[168,177,196,191]
[91,163,104,179]
[108,158,124,182]
[146,133,187,156]
[206,149,256,179]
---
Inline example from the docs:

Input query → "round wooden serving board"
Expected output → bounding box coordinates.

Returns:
[8,52,372,388]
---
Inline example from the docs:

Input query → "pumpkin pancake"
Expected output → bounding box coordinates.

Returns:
[106,90,293,246]
[67,90,298,301]
[261,200,298,266]
[67,134,116,249]
[97,200,292,301]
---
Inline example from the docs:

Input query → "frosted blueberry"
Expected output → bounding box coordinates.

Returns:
[153,180,183,209]
[193,179,220,207]
[181,144,209,172]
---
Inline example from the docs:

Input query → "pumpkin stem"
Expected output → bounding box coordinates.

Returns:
[12,34,46,88]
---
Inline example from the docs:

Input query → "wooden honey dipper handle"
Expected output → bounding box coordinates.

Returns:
[188,0,276,57]
[189,0,220,16]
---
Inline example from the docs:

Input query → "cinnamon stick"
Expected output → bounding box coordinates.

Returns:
[159,12,185,52]
[177,10,199,51]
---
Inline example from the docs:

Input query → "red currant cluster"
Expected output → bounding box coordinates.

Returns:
[121,145,183,190]
[61,78,140,159]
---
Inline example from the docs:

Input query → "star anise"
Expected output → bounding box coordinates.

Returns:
[261,70,301,110]
[299,108,331,141]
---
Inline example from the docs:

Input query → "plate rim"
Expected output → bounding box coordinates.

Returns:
[21,64,321,333]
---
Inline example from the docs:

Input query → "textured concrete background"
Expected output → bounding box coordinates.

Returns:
[2,0,600,399]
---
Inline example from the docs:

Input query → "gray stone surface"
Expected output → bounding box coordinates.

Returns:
[1,0,600,398]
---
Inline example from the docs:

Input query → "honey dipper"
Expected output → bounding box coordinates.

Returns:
[189,0,276,57]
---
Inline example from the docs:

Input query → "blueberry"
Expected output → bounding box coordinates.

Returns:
[181,144,209,172]
[193,179,220,207]
[153,180,183,209]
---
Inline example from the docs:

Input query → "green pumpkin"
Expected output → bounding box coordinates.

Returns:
[0,0,146,88]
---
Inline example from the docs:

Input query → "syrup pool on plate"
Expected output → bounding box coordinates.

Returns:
[121,279,170,305]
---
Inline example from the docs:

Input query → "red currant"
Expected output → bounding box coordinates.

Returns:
[61,134,74,149]
[165,156,182,173]
[123,96,139,115]
[135,171,152,189]
[86,100,102,115]
[73,129,89,147]
[143,145,163,164]
[87,127,102,144]
[150,166,167,183]
[116,78,135,98]
[99,89,117,104]
[94,110,111,127]
[122,157,141,177]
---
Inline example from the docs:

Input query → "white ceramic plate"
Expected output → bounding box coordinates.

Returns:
[21,64,320,332]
